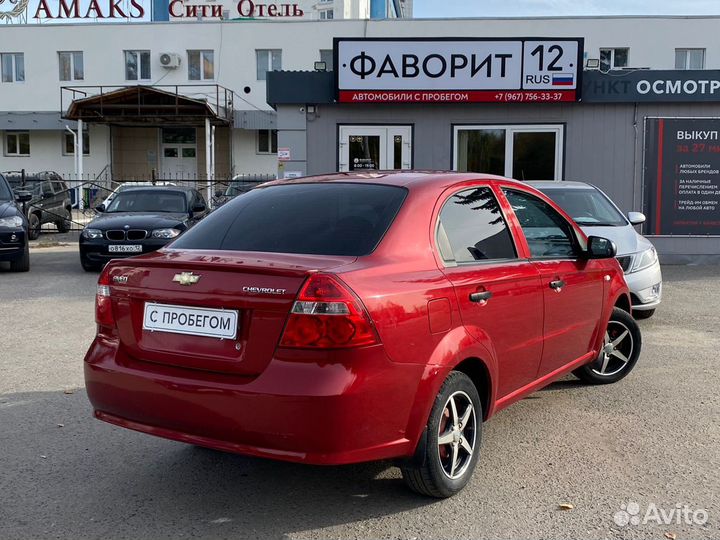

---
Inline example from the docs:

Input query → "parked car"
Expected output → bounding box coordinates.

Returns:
[84,172,641,498]
[0,173,32,272]
[80,186,208,271]
[212,175,272,207]
[4,171,72,240]
[529,181,662,319]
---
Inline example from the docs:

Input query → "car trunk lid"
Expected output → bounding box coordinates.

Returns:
[106,250,356,376]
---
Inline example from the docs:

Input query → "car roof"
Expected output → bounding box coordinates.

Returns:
[260,171,528,192]
[116,185,194,193]
[526,181,596,190]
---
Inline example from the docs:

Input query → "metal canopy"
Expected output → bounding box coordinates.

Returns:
[62,85,233,126]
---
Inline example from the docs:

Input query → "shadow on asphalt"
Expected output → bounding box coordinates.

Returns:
[0,389,437,539]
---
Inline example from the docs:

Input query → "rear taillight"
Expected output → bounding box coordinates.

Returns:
[280,274,379,349]
[96,267,116,330]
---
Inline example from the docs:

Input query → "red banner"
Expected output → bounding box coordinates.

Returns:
[338,90,577,104]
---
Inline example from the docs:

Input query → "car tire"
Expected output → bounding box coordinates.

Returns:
[401,371,482,498]
[9,243,30,272]
[28,213,41,240]
[56,209,72,233]
[573,307,642,385]
[80,256,101,272]
[633,309,655,320]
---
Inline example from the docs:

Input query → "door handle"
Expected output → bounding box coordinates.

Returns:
[549,279,566,291]
[469,291,493,303]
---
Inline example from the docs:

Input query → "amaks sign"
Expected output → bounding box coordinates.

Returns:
[335,38,584,104]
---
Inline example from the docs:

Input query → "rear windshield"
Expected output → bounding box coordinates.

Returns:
[172,183,408,256]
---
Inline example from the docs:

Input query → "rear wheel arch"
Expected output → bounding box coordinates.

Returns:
[452,357,492,421]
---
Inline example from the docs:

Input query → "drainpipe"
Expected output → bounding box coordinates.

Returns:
[65,125,80,210]
[205,118,212,207]
[210,124,216,206]
[77,119,84,210]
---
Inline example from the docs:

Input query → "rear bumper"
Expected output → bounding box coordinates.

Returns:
[84,337,425,465]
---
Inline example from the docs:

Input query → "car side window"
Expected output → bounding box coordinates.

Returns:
[195,190,207,210]
[52,181,65,194]
[503,189,579,259]
[438,187,517,264]
[42,182,54,197]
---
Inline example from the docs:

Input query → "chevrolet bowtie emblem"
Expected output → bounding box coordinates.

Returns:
[172,272,201,286]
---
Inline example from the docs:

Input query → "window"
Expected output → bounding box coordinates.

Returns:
[188,50,214,81]
[124,50,151,81]
[454,125,563,180]
[256,49,282,81]
[63,127,89,156]
[257,129,278,154]
[1,53,24,83]
[438,187,516,263]
[171,183,408,256]
[4,132,30,156]
[320,49,334,71]
[51,181,66,195]
[503,189,579,259]
[319,9,333,19]
[675,48,705,70]
[599,48,629,71]
[537,187,627,227]
[162,127,196,144]
[59,51,83,81]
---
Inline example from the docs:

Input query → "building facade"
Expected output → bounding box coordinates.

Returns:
[1,15,720,260]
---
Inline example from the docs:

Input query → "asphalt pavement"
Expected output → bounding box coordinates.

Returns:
[0,246,718,539]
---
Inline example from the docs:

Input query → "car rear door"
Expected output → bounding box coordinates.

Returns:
[435,185,544,399]
[501,187,605,378]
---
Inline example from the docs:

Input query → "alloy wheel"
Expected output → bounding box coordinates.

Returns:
[591,320,635,377]
[437,390,477,480]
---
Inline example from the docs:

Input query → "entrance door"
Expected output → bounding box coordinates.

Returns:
[161,127,197,179]
[338,126,412,172]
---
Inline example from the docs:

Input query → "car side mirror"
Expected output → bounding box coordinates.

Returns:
[95,204,105,213]
[627,211,646,226]
[192,203,206,213]
[586,236,617,259]
[15,190,32,203]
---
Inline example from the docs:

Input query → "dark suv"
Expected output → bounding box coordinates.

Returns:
[0,173,32,271]
[4,172,73,240]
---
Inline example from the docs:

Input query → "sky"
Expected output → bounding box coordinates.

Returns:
[414,0,720,17]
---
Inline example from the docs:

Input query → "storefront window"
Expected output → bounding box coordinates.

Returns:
[454,125,563,180]
[456,129,505,176]
[512,132,557,180]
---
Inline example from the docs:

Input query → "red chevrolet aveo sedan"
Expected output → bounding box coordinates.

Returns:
[85,172,641,497]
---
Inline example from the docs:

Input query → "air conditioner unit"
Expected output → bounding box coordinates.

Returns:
[160,53,181,69]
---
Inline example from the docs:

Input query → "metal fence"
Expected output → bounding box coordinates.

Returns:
[5,170,276,236]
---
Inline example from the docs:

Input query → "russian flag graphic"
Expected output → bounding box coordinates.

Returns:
[552,74,575,86]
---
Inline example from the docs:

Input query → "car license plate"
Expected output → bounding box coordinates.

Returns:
[108,245,142,253]
[143,303,238,340]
